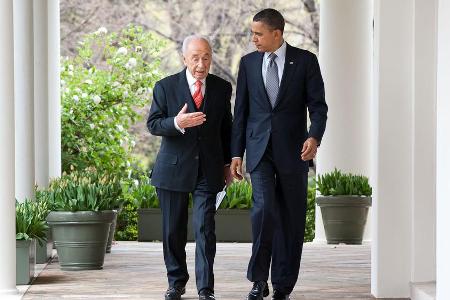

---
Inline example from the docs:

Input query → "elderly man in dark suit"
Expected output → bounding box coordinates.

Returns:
[147,35,232,300]
[230,8,328,300]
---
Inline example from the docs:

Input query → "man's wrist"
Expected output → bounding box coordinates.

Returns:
[173,117,185,134]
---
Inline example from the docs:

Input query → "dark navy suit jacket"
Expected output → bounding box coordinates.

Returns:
[231,44,328,173]
[147,69,232,192]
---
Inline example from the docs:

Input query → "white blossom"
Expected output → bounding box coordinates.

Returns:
[122,90,129,98]
[81,93,88,99]
[131,140,136,147]
[84,79,93,85]
[89,124,95,130]
[125,57,137,69]
[112,81,120,87]
[96,27,108,35]
[68,65,74,71]
[73,95,79,103]
[117,47,128,55]
[68,71,74,76]
[116,124,124,132]
[126,161,131,167]
[133,179,139,186]
[92,95,101,105]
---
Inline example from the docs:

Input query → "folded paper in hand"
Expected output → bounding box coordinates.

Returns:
[215,186,227,210]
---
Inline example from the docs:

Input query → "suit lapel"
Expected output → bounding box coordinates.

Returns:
[179,68,197,113]
[274,43,296,108]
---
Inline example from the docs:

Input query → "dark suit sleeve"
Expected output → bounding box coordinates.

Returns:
[147,81,182,137]
[305,53,328,144]
[221,82,233,165]
[231,58,249,158]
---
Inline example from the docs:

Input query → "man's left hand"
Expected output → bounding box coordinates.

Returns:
[301,137,318,161]
[224,165,233,187]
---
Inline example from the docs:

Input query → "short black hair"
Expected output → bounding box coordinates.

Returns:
[253,8,285,33]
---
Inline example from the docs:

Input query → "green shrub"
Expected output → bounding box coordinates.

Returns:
[219,180,253,209]
[304,176,316,242]
[61,25,165,177]
[315,168,372,196]
[16,199,49,246]
[115,198,138,241]
[45,170,123,211]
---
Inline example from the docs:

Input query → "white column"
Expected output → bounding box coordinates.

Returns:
[34,0,49,188]
[315,0,372,243]
[48,0,61,179]
[14,0,35,202]
[411,0,437,285]
[372,0,414,297]
[436,0,450,298]
[0,0,19,295]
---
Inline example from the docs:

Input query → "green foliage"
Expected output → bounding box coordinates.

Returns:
[16,199,49,246]
[219,180,253,209]
[45,170,123,212]
[315,168,372,196]
[61,25,165,176]
[304,176,316,242]
[123,176,159,209]
[115,198,138,241]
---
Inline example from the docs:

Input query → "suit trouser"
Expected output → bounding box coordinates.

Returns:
[247,141,308,294]
[156,172,217,293]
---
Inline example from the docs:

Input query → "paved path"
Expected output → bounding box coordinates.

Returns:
[23,242,375,300]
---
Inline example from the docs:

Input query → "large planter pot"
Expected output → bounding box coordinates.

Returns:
[316,196,372,244]
[36,228,53,264]
[215,209,252,242]
[16,239,36,285]
[47,210,115,271]
[106,210,118,253]
[138,208,252,242]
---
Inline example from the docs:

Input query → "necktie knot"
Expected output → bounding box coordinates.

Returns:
[268,53,277,66]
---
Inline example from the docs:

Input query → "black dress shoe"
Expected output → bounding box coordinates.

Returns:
[165,286,186,300]
[271,289,290,300]
[199,288,215,300]
[247,281,269,300]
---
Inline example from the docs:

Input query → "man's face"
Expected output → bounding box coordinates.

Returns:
[183,39,212,80]
[251,21,281,53]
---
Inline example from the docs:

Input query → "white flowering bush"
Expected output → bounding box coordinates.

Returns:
[61,25,165,176]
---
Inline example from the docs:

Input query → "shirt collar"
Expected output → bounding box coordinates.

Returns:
[264,40,287,61]
[186,68,206,87]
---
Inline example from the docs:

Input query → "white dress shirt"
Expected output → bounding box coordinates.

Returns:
[262,41,286,88]
[174,69,207,133]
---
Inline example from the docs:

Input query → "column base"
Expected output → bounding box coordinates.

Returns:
[410,282,435,300]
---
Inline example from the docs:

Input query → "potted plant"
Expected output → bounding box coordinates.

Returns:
[16,199,48,284]
[46,171,121,270]
[34,189,54,263]
[315,168,372,244]
[215,180,253,242]
[131,176,178,241]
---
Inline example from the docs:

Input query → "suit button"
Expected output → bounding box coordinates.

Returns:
[198,137,202,140]
[194,156,199,160]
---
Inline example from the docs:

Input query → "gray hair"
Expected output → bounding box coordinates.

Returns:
[181,35,212,55]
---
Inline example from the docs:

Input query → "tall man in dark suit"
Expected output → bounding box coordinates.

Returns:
[230,9,328,300]
[147,35,232,300]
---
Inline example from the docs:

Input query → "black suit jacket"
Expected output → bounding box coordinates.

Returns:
[231,43,328,173]
[147,69,232,193]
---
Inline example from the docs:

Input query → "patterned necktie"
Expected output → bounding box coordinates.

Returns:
[266,52,279,108]
[193,80,203,109]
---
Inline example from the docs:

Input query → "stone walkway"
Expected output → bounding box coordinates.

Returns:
[22,242,375,300]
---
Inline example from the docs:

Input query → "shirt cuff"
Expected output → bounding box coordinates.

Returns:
[232,157,242,160]
[173,117,185,134]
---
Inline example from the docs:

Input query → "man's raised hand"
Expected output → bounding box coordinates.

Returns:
[175,103,206,129]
